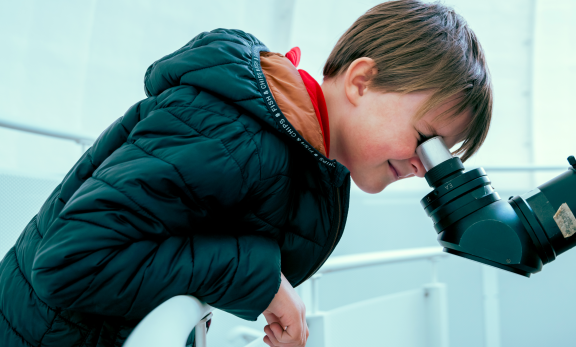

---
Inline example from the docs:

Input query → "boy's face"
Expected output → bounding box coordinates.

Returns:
[334,90,471,194]
[323,59,472,194]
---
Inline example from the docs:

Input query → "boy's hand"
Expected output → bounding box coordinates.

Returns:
[263,272,309,347]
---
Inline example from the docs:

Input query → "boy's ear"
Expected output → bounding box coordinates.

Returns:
[344,57,378,106]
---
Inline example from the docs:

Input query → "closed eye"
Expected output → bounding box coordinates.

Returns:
[417,132,433,146]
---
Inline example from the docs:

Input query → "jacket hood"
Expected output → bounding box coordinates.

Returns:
[143,28,348,186]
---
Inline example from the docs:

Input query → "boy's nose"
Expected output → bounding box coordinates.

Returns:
[390,157,426,179]
[408,156,426,178]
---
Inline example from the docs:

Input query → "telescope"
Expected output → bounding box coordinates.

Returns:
[417,136,576,277]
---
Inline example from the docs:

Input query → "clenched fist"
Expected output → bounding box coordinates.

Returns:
[263,272,309,347]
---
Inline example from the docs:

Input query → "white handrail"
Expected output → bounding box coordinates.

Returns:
[0,118,95,145]
[318,246,447,274]
[123,295,213,347]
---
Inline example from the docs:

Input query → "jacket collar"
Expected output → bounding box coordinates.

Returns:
[259,52,327,157]
[251,45,348,186]
[285,47,330,157]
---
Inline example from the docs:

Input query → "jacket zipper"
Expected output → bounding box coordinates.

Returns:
[300,186,342,284]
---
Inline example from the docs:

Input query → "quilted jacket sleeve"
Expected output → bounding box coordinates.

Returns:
[30,103,281,322]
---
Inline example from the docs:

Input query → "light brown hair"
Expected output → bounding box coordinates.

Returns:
[323,0,492,161]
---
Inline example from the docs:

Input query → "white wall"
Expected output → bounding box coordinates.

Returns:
[0,0,295,176]
[532,0,576,183]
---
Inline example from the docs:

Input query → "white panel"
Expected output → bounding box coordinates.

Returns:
[313,289,429,347]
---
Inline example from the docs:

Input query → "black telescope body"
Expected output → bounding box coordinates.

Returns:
[418,137,576,277]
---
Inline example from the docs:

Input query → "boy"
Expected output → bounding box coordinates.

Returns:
[0,1,491,346]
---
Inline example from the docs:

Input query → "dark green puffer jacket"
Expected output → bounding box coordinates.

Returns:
[0,29,350,346]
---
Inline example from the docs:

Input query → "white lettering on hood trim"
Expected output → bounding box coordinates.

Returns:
[252,48,336,169]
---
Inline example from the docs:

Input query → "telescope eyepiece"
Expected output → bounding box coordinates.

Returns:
[416,137,453,171]
[415,136,576,277]
[416,136,465,188]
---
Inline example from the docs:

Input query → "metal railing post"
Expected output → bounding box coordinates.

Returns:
[424,283,449,347]
[298,279,313,315]
[299,274,322,316]
[424,256,449,347]
[195,312,213,347]
[310,274,322,315]
[482,266,501,347]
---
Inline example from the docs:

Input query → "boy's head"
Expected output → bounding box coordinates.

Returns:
[320,0,492,193]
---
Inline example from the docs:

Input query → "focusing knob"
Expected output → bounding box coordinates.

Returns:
[424,157,465,188]
[568,156,576,169]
